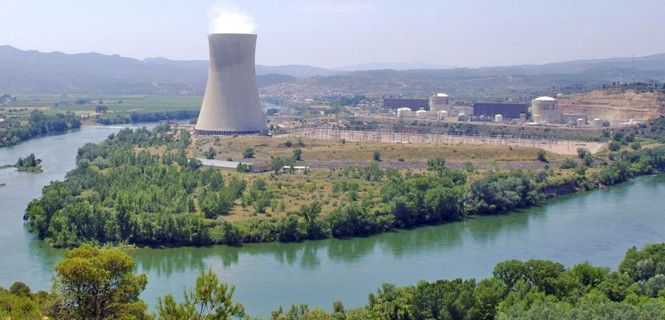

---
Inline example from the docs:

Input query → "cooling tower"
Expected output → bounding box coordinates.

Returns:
[195,33,265,135]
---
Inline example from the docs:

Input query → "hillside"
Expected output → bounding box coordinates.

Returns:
[557,88,665,124]
[261,64,665,103]
[0,46,302,95]
[2,45,665,100]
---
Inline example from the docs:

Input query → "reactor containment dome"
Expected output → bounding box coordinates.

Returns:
[195,33,266,135]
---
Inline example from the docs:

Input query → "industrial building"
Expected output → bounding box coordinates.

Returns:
[195,33,266,135]
[473,103,528,118]
[531,96,561,123]
[383,98,430,111]
[429,93,449,112]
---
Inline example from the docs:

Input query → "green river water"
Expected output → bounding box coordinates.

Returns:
[1,126,664,316]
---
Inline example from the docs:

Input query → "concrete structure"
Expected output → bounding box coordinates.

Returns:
[429,93,449,112]
[473,103,528,118]
[592,118,604,128]
[281,165,310,173]
[531,96,561,123]
[494,114,503,123]
[416,110,428,118]
[384,98,429,111]
[198,158,252,169]
[436,110,448,120]
[195,33,266,135]
[397,107,413,118]
[576,118,586,127]
[562,113,587,125]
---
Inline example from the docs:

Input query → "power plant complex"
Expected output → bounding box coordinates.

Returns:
[195,33,265,135]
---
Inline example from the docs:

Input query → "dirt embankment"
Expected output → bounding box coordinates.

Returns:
[557,89,664,124]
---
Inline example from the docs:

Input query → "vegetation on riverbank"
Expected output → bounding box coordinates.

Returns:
[15,153,42,173]
[3,242,665,319]
[22,124,665,248]
[95,110,198,125]
[0,110,81,147]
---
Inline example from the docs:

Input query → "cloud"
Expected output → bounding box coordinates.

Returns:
[208,3,257,34]
[294,3,376,14]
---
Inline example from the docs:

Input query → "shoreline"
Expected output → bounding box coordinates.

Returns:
[34,172,661,251]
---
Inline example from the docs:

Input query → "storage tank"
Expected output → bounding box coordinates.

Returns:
[196,33,266,135]
[531,96,561,123]
[397,107,413,118]
[429,93,449,112]
[437,110,448,120]
[592,118,604,128]
[458,112,469,121]
[416,110,428,118]
[576,118,585,127]
[519,113,527,123]
[494,114,503,123]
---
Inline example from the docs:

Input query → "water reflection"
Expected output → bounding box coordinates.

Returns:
[132,200,552,274]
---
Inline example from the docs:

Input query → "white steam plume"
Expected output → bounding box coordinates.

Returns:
[208,3,257,34]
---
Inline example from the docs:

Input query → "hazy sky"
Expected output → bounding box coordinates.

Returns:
[1,0,664,68]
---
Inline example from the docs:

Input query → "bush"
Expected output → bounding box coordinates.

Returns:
[609,141,622,151]
[537,150,548,162]
[559,158,577,169]
[204,147,216,159]
[243,148,255,159]
[373,150,382,162]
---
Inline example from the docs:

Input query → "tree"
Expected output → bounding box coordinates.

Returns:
[53,244,149,320]
[300,202,324,238]
[243,148,255,159]
[373,150,382,162]
[293,148,303,161]
[156,269,244,320]
[95,105,109,113]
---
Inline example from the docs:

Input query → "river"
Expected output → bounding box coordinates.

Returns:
[1,126,664,316]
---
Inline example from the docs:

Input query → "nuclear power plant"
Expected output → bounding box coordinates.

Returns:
[195,33,265,135]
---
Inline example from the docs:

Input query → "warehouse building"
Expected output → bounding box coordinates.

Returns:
[473,103,528,118]
[383,98,430,111]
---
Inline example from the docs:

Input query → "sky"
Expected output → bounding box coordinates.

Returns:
[1,0,664,68]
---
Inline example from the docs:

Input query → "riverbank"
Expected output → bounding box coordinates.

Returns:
[0,110,81,148]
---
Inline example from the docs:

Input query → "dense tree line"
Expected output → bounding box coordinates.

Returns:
[23,124,665,248]
[0,110,81,147]
[3,242,665,319]
[96,110,198,125]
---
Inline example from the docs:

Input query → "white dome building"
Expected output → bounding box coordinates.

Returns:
[531,96,561,123]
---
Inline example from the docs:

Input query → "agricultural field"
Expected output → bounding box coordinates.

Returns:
[4,94,202,113]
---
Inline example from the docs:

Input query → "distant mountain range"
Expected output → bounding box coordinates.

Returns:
[1,45,665,96]
[335,61,453,71]
[0,45,333,94]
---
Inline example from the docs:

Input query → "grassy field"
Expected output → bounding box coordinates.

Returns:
[6,94,202,113]
[191,135,563,163]
[186,135,575,223]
